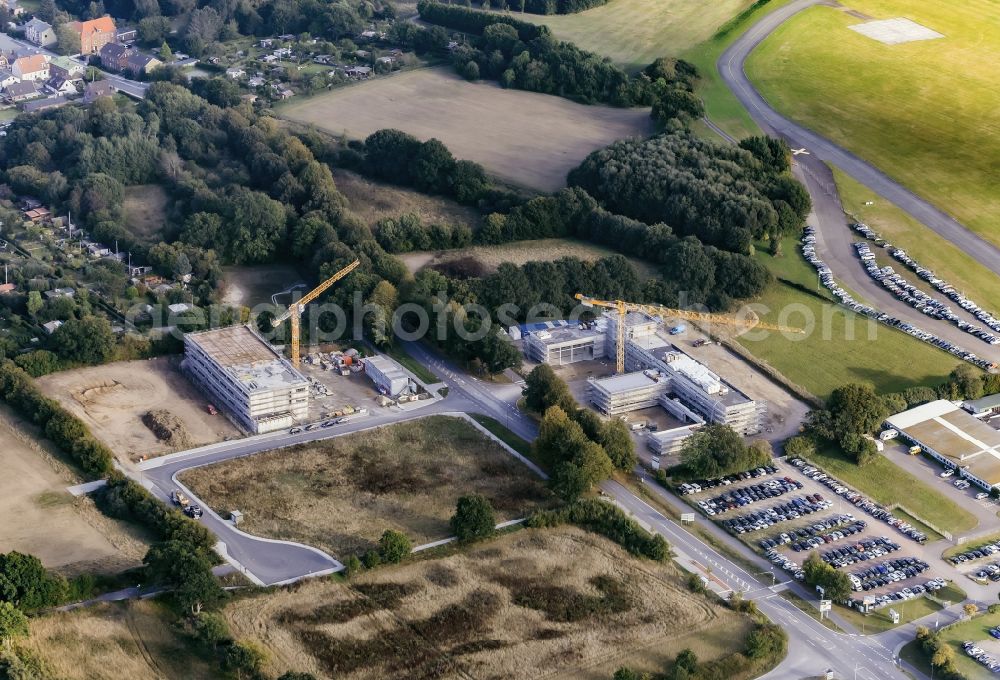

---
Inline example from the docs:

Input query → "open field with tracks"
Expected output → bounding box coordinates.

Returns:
[225,526,752,679]
[181,416,554,558]
[747,0,1000,246]
[122,184,170,245]
[278,68,654,192]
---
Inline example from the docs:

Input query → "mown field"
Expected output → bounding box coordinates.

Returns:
[225,527,754,680]
[181,416,553,558]
[736,236,961,400]
[277,68,654,192]
[519,0,752,71]
[746,0,1000,247]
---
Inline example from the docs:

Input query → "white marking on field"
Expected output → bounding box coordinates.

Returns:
[849,18,944,45]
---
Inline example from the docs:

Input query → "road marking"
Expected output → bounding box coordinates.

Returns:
[792,147,811,155]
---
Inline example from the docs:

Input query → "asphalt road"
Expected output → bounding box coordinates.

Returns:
[718,0,1000,277]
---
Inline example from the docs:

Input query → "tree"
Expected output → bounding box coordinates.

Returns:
[745,622,786,660]
[783,435,815,459]
[451,494,495,542]
[343,555,362,577]
[55,22,81,56]
[159,41,173,63]
[931,643,954,669]
[675,648,698,673]
[143,540,224,614]
[48,316,115,364]
[523,364,576,415]
[191,612,229,649]
[678,424,767,480]
[378,530,411,564]
[0,552,66,611]
[550,460,589,503]
[811,383,888,444]
[533,406,588,469]
[26,291,43,317]
[0,601,28,649]
[964,603,978,618]
[224,641,266,680]
[600,418,637,471]
[802,552,852,602]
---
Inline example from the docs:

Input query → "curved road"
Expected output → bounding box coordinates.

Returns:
[719,0,1000,275]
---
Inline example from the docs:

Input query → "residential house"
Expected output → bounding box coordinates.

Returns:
[247,75,265,87]
[23,206,49,221]
[355,49,370,59]
[99,42,131,72]
[258,38,274,48]
[240,93,257,104]
[11,54,49,81]
[21,95,68,113]
[344,65,371,79]
[116,25,137,43]
[83,79,116,103]
[312,54,332,64]
[225,66,245,79]
[0,68,16,88]
[71,16,117,55]
[24,18,56,47]
[276,33,295,40]
[376,55,393,66]
[272,83,293,99]
[44,287,74,300]
[125,52,159,75]
[45,75,76,95]
[4,79,39,102]
[273,47,292,58]
[41,320,63,335]
[260,54,277,64]
[49,56,85,80]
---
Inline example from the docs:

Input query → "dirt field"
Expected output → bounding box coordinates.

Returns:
[18,601,215,679]
[399,239,660,280]
[220,263,305,308]
[332,168,483,230]
[36,357,241,462]
[278,68,654,192]
[181,416,553,558]
[122,184,169,244]
[0,410,146,575]
[225,526,750,680]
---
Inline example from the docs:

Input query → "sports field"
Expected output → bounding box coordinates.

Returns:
[277,68,654,192]
[746,0,1000,246]
[520,0,751,71]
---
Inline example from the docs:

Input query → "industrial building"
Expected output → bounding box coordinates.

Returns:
[183,325,309,434]
[523,323,606,366]
[647,424,701,456]
[364,355,410,397]
[887,400,1000,492]
[588,370,670,415]
[964,394,1000,420]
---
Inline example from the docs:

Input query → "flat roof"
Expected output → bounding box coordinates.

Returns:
[529,325,603,346]
[966,393,1000,411]
[591,371,667,395]
[186,325,307,393]
[887,400,1000,485]
[365,354,407,380]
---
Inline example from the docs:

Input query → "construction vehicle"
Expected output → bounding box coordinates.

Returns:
[170,489,191,508]
[909,445,922,456]
[272,259,360,367]
[574,293,806,374]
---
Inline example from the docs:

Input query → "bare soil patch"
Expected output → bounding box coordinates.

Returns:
[122,184,169,244]
[180,416,554,557]
[225,527,747,680]
[332,168,482,230]
[278,68,654,192]
[220,263,306,308]
[36,357,240,462]
[18,600,215,680]
[0,409,145,575]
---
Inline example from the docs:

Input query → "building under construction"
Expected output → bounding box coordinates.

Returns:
[183,324,309,434]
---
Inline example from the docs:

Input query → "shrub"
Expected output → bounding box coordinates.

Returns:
[378,530,412,564]
[528,499,669,561]
[745,621,787,660]
[451,495,496,542]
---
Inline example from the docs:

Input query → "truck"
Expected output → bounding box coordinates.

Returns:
[908,445,922,456]
[170,489,191,508]
[669,324,687,335]
[692,338,708,348]
[206,404,218,416]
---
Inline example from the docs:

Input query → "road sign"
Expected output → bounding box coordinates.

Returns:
[680,513,695,523]
[819,600,832,613]
[889,609,900,624]
[815,585,825,596]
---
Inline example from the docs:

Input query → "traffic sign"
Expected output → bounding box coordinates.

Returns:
[819,600,832,613]
[680,513,695,523]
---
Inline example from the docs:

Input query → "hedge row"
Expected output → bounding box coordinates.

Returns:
[417,1,549,40]
[0,360,113,478]
[528,498,670,561]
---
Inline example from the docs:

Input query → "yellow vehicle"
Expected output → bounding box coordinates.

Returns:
[908,445,922,456]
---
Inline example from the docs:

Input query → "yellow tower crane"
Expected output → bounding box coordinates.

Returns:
[574,293,805,374]
[272,259,360,367]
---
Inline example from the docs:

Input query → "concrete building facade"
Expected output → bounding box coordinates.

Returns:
[523,324,605,366]
[588,370,670,416]
[364,355,409,397]
[183,324,309,434]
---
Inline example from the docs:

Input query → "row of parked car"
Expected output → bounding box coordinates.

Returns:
[973,563,1000,582]
[963,641,1000,674]
[676,465,780,495]
[820,536,900,569]
[854,222,1000,336]
[764,547,803,581]
[801,226,994,370]
[854,240,999,346]
[696,477,804,515]
[948,541,1000,565]
[758,514,863,551]
[847,578,949,611]
[850,557,930,591]
[788,458,928,543]
[721,495,833,534]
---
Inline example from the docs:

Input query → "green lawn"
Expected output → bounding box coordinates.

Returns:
[943,531,1000,560]
[894,509,945,544]
[836,596,943,635]
[735,236,962,400]
[385,345,439,384]
[746,0,1000,247]
[902,610,1000,679]
[804,442,977,536]
[833,168,1000,319]
[469,413,534,458]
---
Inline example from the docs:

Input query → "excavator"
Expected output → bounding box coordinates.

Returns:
[272,259,360,366]
[574,293,805,374]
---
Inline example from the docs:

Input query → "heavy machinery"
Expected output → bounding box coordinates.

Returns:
[574,293,806,374]
[272,259,360,367]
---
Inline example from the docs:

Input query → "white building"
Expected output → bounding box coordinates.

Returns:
[183,324,309,434]
[523,322,605,365]
[647,424,700,456]
[588,370,670,416]
[364,355,409,397]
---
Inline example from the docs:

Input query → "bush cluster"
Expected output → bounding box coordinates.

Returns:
[528,499,670,561]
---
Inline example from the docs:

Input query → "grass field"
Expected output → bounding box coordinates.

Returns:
[943,531,1000,560]
[225,526,755,680]
[746,0,1000,247]
[833,168,1000,318]
[332,168,483,231]
[736,235,961,399]
[385,344,439,384]
[836,597,943,635]
[15,601,214,679]
[894,508,945,544]
[181,416,553,557]
[277,68,654,192]
[220,263,305,308]
[804,442,977,536]
[519,0,753,71]
[901,609,1000,679]
[122,184,169,245]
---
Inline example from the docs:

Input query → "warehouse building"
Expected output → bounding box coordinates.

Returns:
[364,355,410,397]
[523,323,605,365]
[887,400,1000,492]
[964,393,1000,420]
[588,370,670,415]
[183,325,309,434]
